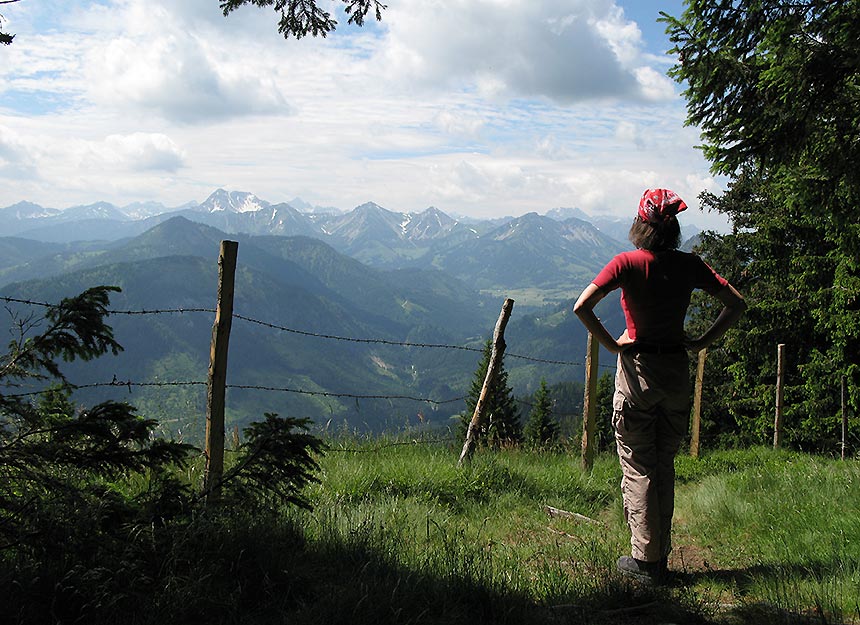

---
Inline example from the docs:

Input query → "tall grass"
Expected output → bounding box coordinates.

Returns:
[3,439,857,624]
[676,447,860,623]
[291,439,717,623]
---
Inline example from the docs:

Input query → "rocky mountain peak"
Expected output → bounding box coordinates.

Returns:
[200,189,268,214]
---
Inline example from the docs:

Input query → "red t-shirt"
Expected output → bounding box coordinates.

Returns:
[592,249,728,344]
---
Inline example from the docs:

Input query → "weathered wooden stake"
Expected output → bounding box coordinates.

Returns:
[773,343,785,450]
[842,375,848,461]
[580,332,600,471]
[690,348,707,458]
[205,240,238,503]
[458,298,514,467]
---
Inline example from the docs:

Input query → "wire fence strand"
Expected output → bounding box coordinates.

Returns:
[0,294,615,411]
[325,436,459,453]
[1,379,468,406]
[0,295,606,367]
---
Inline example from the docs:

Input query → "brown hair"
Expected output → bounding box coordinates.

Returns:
[628,215,681,251]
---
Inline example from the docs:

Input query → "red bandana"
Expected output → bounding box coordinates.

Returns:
[638,188,687,223]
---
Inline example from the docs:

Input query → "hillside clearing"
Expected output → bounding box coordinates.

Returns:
[2,441,857,624]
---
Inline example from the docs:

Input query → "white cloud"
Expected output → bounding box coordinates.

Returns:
[0,125,39,178]
[535,134,574,160]
[98,133,186,172]
[592,5,641,65]
[0,0,731,231]
[633,66,676,100]
[84,29,291,123]
[614,120,643,148]
[377,0,663,103]
[433,109,485,139]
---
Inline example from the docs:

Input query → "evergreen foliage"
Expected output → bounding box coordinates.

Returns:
[0,287,195,554]
[219,0,385,39]
[0,0,18,45]
[222,413,326,510]
[1,286,122,382]
[543,379,585,438]
[594,372,615,452]
[0,285,325,592]
[523,379,558,446]
[664,1,860,451]
[458,339,522,446]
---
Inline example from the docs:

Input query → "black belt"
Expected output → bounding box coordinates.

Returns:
[628,343,686,354]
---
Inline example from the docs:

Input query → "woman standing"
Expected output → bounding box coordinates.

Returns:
[573,189,746,583]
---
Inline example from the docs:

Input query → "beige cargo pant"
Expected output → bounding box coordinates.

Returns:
[613,349,690,563]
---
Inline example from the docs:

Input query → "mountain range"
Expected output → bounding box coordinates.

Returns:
[0,188,701,302]
[0,189,699,437]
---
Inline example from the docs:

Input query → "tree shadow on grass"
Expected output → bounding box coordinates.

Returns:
[667,561,858,625]
[207,519,719,625]
[6,512,792,625]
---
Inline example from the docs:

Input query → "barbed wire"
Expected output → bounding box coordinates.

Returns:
[0,296,215,317]
[325,436,459,453]
[232,311,602,368]
[515,397,585,419]
[3,380,587,421]
[227,383,467,405]
[0,295,53,309]
[0,296,613,371]
[0,380,206,399]
[110,307,215,316]
[0,378,467,406]
[233,312,484,353]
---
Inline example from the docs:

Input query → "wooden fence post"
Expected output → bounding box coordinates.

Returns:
[580,332,599,471]
[773,343,785,450]
[458,298,514,467]
[842,375,848,461]
[690,348,707,458]
[204,240,238,503]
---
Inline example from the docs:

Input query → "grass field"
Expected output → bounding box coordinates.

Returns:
[3,440,858,624]
[279,440,860,624]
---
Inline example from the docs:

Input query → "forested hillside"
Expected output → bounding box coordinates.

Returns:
[665,0,859,453]
[0,217,625,437]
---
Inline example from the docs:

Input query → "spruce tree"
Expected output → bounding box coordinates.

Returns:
[665,1,860,449]
[523,379,558,447]
[0,287,194,553]
[458,339,521,446]
[594,372,615,452]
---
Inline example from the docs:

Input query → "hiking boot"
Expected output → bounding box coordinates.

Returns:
[616,556,668,583]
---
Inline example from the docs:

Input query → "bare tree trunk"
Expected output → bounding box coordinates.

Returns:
[842,375,848,461]
[205,240,238,503]
[773,343,785,450]
[580,332,599,471]
[458,298,514,467]
[690,349,707,458]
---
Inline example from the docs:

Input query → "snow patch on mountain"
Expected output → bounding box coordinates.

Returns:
[200,189,268,214]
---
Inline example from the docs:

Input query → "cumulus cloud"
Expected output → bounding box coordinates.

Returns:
[0,123,184,195]
[614,120,643,148]
[535,134,574,160]
[0,125,39,179]
[0,0,728,229]
[82,1,292,123]
[378,0,673,103]
[424,155,573,211]
[434,109,485,139]
[100,133,186,172]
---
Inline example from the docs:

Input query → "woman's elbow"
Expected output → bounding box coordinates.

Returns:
[573,284,602,315]
[573,297,594,318]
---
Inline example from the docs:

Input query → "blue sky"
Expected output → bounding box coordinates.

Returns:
[0,0,730,230]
